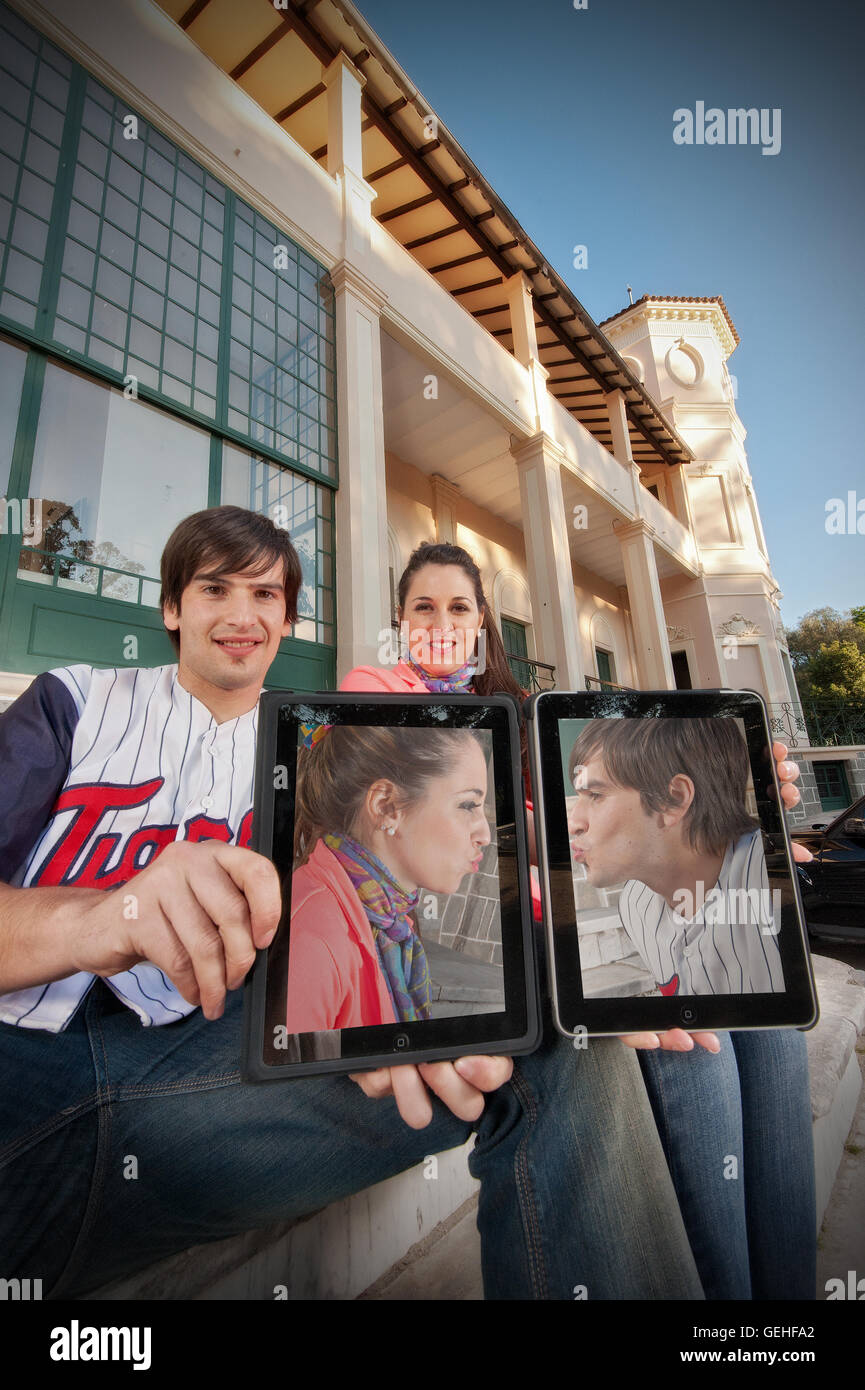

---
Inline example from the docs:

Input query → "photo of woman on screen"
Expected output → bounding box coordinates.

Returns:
[286,725,492,1033]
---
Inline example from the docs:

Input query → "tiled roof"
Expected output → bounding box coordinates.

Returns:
[600,294,739,346]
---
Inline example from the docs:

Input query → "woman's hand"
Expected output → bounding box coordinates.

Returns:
[620,741,810,1054]
[620,1029,721,1052]
[771,741,812,864]
[350,1055,513,1128]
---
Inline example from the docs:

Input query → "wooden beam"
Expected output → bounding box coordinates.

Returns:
[367,155,409,183]
[230,18,294,80]
[473,303,509,318]
[428,250,488,272]
[179,0,210,27]
[417,140,441,158]
[451,277,502,297]
[310,143,327,161]
[385,97,408,116]
[275,82,325,124]
[379,191,439,222]
[404,224,462,250]
[352,47,370,65]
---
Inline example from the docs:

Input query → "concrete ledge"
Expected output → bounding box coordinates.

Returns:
[87,1139,478,1301]
[807,953,865,1224]
[88,952,864,1300]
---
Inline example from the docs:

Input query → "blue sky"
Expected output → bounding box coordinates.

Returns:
[357,0,864,630]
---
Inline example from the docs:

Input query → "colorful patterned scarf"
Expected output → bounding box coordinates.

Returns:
[324,832,432,1022]
[405,655,476,693]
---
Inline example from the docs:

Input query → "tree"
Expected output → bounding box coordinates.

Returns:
[801,641,865,700]
[785,607,865,671]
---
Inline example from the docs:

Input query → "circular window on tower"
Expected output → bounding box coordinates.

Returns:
[665,339,704,388]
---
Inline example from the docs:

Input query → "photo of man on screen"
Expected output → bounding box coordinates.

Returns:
[564,717,785,997]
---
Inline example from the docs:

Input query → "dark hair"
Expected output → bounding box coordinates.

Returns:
[294,725,487,865]
[160,505,302,654]
[567,717,759,856]
[397,540,528,776]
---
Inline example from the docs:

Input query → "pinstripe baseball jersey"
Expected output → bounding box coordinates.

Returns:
[0,664,258,1032]
[617,829,785,995]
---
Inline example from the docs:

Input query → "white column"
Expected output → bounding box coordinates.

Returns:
[505,271,550,433]
[667,465,693,529]
[606,388,644,513]
[512,435,582,687]
[323,51,376,260]
[331,261,390,676]
[613,518,675,689]
[431,474,461,543]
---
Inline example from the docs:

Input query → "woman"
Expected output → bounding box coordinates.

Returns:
[342,539,816,1301]
[286,725,491,1032]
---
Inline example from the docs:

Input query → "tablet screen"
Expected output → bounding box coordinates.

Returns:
[245,693,538,1077]
[558,713,781,999]
[528,690,816,1035]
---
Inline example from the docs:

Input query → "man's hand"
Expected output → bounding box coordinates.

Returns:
[349,1055,513,1129]
[73,840,281,1019]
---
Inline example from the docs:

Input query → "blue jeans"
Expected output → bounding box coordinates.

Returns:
[0,981,703,1300]
[639,1030,816,1300]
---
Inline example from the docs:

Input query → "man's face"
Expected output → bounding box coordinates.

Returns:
[163,559,291,700]
[566,754,660,888]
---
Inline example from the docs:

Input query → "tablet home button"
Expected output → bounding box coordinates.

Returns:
[392,1032,411,1051]
[679,1006,697,1025]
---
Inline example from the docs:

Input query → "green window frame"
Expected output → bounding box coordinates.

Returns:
[0,1,337,685]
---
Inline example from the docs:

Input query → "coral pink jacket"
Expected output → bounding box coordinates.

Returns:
[338,660,427,694]
[286,839,397,1033]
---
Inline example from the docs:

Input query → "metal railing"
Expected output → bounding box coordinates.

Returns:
[505,652,556,692]
[17,546,155,606]
[769,699,865,750]
[584,675,635,692]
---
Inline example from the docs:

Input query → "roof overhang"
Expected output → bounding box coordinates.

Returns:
[159,0,694,469]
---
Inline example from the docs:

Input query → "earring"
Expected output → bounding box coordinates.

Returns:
[386,825,396,836]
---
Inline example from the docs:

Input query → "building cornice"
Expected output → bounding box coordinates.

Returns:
[604,298,738,361]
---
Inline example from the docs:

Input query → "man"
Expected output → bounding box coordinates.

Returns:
[567,717,784,996]
[0,506,748,1299]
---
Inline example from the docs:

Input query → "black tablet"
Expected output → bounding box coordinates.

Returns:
[243,691,541,1080]
[525,689,818,1037]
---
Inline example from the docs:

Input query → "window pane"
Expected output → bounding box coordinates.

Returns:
[0,6,70,331]
[22,360,209,603]
[229,201,336,478]
[48,73,226,419]
[221,444,334,644]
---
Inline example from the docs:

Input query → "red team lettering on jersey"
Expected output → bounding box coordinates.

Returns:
[33,779,254,889]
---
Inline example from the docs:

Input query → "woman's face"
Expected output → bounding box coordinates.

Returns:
[383,740,492,894]
[399,563,483,677]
